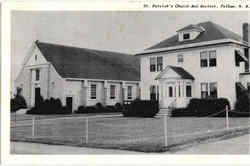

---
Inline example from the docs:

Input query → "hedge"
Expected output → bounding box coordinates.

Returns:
[122,99,159,117]
[171,98,230,117]
[74,102,123,114]
[26,98,71,115]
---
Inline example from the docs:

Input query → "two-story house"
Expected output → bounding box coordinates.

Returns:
[15,41,140,112]
[136,21,250,110]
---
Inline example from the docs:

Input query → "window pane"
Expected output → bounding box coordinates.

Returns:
[127,86,132,99]
[200,52,208,67]
[150,85,156,100]
[150,57,156,72]
[201,83,208,98]
[201,83,208,91]
[169,87,173,97]
[90,84,97,99]
[183,33,190,40]
[110,85,116,99]
[209,51,217,67]
[35,69,40,81]
[150,57,156,64]
[186,85,192,97]
[210,83,217,98]
[178,54,184,63]
[200,52,208,59]
[157,57,163,71]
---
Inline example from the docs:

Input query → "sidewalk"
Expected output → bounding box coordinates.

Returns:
[174,134,250,154]
[11,134,250,154]
[11,141,140,154]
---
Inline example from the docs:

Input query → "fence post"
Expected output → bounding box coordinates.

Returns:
[226,105,229,130]
[32,117,35,137]
[164,114,168,147]
[86,117,88,144]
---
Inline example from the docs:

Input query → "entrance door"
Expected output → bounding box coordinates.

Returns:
[35,87,41,107]
[66,97,73,112]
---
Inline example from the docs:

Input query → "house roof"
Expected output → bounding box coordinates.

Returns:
[155,66,195,80]
[146,21,244,51]
[35,41,140,81]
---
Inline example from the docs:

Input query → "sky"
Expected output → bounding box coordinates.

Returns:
[11,11,250,83]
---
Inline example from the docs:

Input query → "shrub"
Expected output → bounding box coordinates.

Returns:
[187,98,230,117]
[115,102,123,112]
[85,106,97,113]
[122,100,159,117]
[11,94,27,112]
[171,98,230,117]
[171,108,194,117]
[95,103,104,112]
[235,93,250,112]
[26,98,71,115]
[75,105,86,114]
[105,105,117,112]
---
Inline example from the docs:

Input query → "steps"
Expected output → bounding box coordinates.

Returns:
[156,108,171,117]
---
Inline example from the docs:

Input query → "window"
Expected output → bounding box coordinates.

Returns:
[35,54,37,61]
[183,33,190,40]
[235,50,245,67]
[157,57,163,71]
[110,85,116,99]
[201,83,208,98]
[35,69,40,81]
[186,85,192,97]
[200,51,208,67]
[169,86,173,97]
[178,85,181,97]
[90,84,97,99]
[201,82,218,99]
[127,86,132,100]
[178,54,184,63]
[209,82,218,98]
[150,85,159,101]
[209,51,217,67]
[150,57,156,72]
[201,50,217,68]
[150,56,163,72]
[150,85,156,101]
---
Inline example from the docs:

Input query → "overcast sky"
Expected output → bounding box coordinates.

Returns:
[12,11,250,82]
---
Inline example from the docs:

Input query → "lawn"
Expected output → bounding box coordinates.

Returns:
[11,114,250,152]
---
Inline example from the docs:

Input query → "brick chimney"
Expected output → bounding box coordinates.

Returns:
[243,23,250,72]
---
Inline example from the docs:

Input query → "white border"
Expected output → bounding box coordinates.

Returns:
[1,1,250,165]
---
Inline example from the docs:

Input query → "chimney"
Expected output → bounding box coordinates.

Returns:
[243,23,250,72]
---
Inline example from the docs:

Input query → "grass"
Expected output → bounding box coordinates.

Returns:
[11,114,250,152]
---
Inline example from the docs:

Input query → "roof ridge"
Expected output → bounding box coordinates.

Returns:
[36,40,131,56]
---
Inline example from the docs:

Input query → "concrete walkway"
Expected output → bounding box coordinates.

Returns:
[174,134,250,154]
[11,142,140,154]
[11,134,250,154]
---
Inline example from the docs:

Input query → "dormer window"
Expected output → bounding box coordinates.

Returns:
[183,33,190,40]
[177,24,205,42]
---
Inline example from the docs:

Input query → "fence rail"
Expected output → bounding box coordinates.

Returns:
[11,105,250,152]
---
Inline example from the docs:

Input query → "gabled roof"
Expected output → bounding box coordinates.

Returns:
[155,66,194,80]
[35,41,140,81]
[146,21,244,51]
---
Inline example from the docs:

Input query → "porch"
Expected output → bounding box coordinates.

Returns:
[155,66,195,110]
